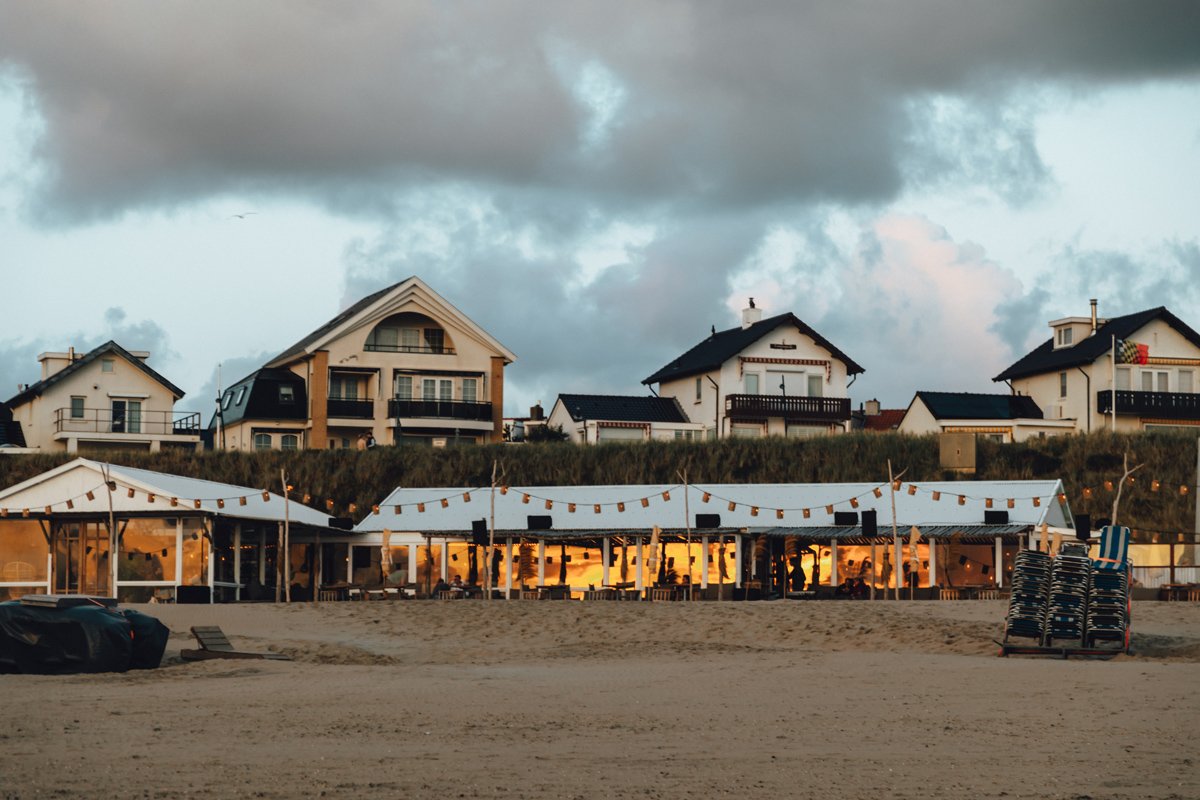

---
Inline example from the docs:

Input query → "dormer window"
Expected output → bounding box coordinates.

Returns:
[1056,328,1073,346]
[235,387,246,406]
[279,385,295,403]
[222,392,233,410]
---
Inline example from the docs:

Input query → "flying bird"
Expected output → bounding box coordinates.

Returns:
[228,212,257,220]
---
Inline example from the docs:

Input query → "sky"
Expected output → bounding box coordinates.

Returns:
[1,1,1199,419]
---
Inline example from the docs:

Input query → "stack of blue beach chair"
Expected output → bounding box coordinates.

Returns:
[1086,525,1132,649]
[1044,542,1092,645]
[1004,549,1052,641]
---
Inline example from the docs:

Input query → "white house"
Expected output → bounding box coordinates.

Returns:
[994,302,1200,434]
[897,391,1075,442]
[2,342,201,454]
[546,394,704,444]
[642,302,864,439]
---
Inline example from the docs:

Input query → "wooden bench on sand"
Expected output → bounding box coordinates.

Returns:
[180,626,292,662]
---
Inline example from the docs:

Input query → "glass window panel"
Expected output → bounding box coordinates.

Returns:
[1115,367,1131,391]
[423,380,437,400]
[254,433,271,450]
[376,326,399,348]
[440,380,453,401]
[808,375,823,397]
[119,519,177,583]
[1180,371,1194,393]
[280,435,298,451]
[462,378,477,403]
[395,375,413,400]
[70,397,85,418]
[731,425,760,438]
[401,329,420,349]
[1158,372,1169,392]
[102,359,114,373]
[127,401,141,434]
[181,519,208,587]
[1142,371,1153,391]
[0,520,50,583]
[745,374,759,394]
[415,542,444,591]
[424,329,444,352]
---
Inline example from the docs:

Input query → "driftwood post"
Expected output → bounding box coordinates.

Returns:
[281,469,291,603]
[1111,452,1143,527]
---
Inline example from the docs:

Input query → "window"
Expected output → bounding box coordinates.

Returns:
[401,329,420,350]
[70,397,85,419]
[101,359,114,373]
[254,433,271,451]
[280,435,299,451]
[375,327,399,348]
[423,379,437,400]
[695,377,702,401]
[745,374,759,395]
[424,328,445,353]
[462,378,477,404]
[1142,370,1168,392]
[223,392,233,410]
[1180,371,1195,394]
[807,375,823,398]
[394,375,412,400]
[706,428,717,441]
[330,377,357,400]
[236,387,246,406]
[440,380,452,401]
[1059,372,1068,398]
[1115,367,1131,391]
[279,385,295,403]
[127,401,141,434]
[731,425,761,439]
[1063,328,1073,345]
[342,438,351,449]
[674,429,698,441]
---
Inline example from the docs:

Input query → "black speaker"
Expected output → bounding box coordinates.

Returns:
[329,517,354,530]
[834,511,858,526]
[471,519,489,546]
[527,515,553,530]
[1074,514,1091,541]
[695,513,721,529]
[861,509,877,537]
[984,510,1009,525]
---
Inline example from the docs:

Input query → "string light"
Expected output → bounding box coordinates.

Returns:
[373,505,380,515]
[66,500,73,510]
[86,491,95,501]
[463,493,471,503]
[1032,497,1041,507]
[932,492,940,501]
[147,494,155,503]
[262,492,270,502]
[872,488,882,498]
[728,501,736,511]
[642,498,650,508]
[594,504,601,514]
[1104,480,1113,492]
[418,503,425,512]
[395,505,401,514]
[985,498,993,508]
[127,489,134,498]
[545,499,553,510]
[907,485,917,496]
[217,499,225,509]
[522,494,530,504]
[440,498,449,508]
[240,496,248,506]
[750,507,759,517]
[702,493,711,503]
[958,495,965,506]
[662,491,671,502]
[568,503,576,513]
[776,509,784,520]
[1007,498,1014,509]
[825,505,834,514]
[803,509,811,519]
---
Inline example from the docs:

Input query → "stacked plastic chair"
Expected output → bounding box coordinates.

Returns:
[1044,542,1093,645]
[1087,525,1132,650]
[1004,549,1052,642]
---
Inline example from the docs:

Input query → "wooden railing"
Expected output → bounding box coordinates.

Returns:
[725,394,851,421]
[1096,390,1200,419]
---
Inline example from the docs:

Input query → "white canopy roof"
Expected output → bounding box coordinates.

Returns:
[356,479,1071,535]
[0,458,336,529]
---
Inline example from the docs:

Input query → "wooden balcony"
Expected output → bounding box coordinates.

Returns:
[387,398,494,422]
[1096,390,1200,419]
[725,394,851,421]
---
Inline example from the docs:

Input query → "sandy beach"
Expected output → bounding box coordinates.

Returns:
[3,599,1198,800]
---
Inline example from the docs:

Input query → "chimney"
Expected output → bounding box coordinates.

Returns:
[1090,299,1098,333]
[68,347,75,362]
[530,402,545,421]
[741,297,762,330]
[864,399,881,416]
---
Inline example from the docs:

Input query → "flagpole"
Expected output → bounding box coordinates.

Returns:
[1111,335,1116,434]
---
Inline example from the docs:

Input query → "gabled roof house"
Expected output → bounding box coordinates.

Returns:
[994,302,1200,434]
[897,391,1074,442]
[642,301,864,439]
[210,276,516,449]
[547,394,702,444]
[3,341,201,454]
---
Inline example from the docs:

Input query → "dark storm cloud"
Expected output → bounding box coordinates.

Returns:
[2,1,1198,222]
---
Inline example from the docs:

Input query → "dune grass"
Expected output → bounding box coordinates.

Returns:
[0,430,1195,533]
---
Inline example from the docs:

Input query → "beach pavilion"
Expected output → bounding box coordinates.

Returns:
[354,479,1075,599]
[0,459,342,603]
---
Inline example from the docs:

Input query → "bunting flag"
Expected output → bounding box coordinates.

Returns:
[1115,338,1149,364]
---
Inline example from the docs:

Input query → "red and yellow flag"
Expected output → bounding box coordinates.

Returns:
[1115,339,1149,364]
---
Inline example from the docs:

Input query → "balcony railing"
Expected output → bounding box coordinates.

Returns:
[725,394,851,421]
[327,398,375,419]
[388,398,494,422]
[54,408,202,436]
[1096,390,1200,419]
[363,344,456,355]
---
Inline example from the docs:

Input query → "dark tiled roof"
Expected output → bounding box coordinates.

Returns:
[556,394,689,424]
[207,368,309,429]
[4,341,185,409]
[268,278,411,366]
[0,405,26,447]
[994,307,1200,382]
[642,313,864,386]
[915,391,1043,420]
[862,409,905,431]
